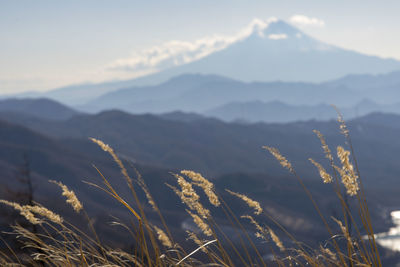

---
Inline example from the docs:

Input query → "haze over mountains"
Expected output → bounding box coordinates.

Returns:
[1,18,400,232]
[7,19,400,110]
[3,13,400,264]
[0,98,79,120]
[142,20,400,83]
[78,72,400,122]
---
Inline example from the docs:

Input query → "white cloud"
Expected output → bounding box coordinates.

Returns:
[268,34,288,40]
[289,14,325,28]
[107,17,278,72]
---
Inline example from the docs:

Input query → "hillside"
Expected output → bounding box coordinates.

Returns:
[205,100,400,123]
[0,98,79,120]
[0,117,373,248]
[1,109,400,203]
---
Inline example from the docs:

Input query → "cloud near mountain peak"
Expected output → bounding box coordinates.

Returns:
[289,14,325,27]
[106,17,277,73]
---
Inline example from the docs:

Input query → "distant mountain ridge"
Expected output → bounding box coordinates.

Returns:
[205,101,337,123]
[323,70,400,90]
[81,72,400,119]
[3,73,400,124]
[0,98,79,120]
[7,20,400,106]
[205,99,400,123]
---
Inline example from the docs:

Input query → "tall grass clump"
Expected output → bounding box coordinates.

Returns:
[0,112,384,266]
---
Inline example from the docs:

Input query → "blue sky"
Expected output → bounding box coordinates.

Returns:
[1,0,400,93]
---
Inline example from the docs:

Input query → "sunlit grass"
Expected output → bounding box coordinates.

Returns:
[0,112,383,266]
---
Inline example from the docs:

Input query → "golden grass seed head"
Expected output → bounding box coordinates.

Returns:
[137,176,158,212]
[334,165,359,196]
[186,209,213,237]
[143,187,158,212]
[181,170,220,207]
[175,174,200,203]
[153,225,172,248]
[313,130,333,162]
[226,189,262,215]
[309,158,333,183]
[336,146,359,196]
[337,114,349,137]
[0,200,63,224]
[319,245,338,262]
[241,215,268,240]
[268,227,285,251]
[0,200,41,225]
[187,231,202,246]
[28,205,63,224]
[186,231,210,253]
[263,146,294,173]
[173,174,210,218]
[50,180,83,213]
[332,217,351,243]
[89,138,111,152]
[90,137,131,183]
[332,105,349,137]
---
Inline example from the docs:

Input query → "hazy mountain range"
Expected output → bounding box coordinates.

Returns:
[2,18,400,263]
[7,20,400,107]
[1,102,400,194]
[205,99,400,123]
[0,106,399,221]
[3,95,400,124]
[79,72,400,122]
[0,98,79,120]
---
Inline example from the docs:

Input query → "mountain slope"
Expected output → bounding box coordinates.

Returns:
[3,109,400,202]
[0,98,79,120]
[3,117,388,250]
[144,20,400,84]
[205,100,400,123]
[205,101,338,123]
[323,70,400,90]
[107,20,400,86]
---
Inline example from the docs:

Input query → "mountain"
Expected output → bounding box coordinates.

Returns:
[3,109,400,200]
[352,112,400,129]
[142,20,400,84]
[323,70,400,90]
[205,101,337,123]
[83,74,236,112]
[0,98,79,120]
[1,110,400,255]
[205,99,400,123]
[9,79,150,106]
[2,116,390,252]
[84,73,361,114]
[8,20,400,106]
[159,111,206,122]
[83,72,400,119]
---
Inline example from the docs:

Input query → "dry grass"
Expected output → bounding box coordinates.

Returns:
[0,113,384,266]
